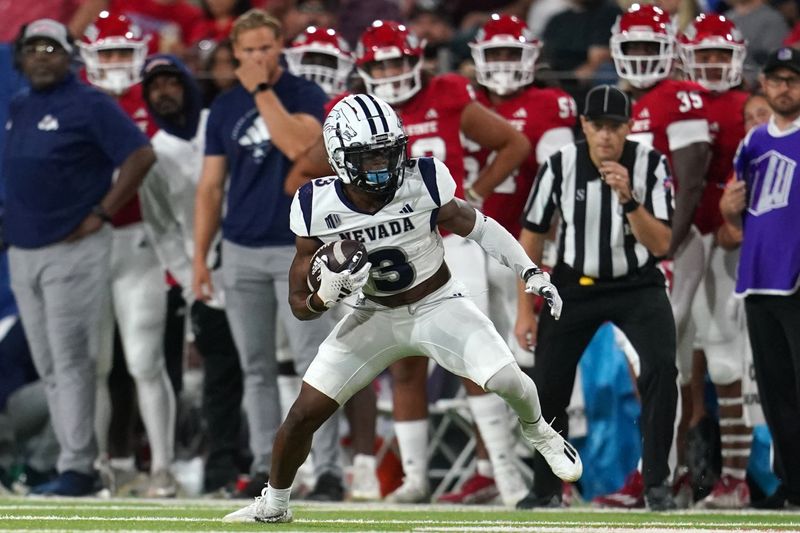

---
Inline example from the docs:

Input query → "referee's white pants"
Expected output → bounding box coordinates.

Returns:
[96,223,175,472]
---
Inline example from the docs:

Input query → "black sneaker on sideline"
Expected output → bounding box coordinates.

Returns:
[645,484,678,511]
[516,490,562,509]
[305,472,344,502]
[234,472,269,499]
[751,485,794,509]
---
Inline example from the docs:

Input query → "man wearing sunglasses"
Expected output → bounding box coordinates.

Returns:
[2,19,154,496]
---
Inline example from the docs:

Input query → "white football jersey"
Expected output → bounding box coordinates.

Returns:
[290,157,456,297]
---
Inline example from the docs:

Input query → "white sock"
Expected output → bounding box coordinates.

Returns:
[469,394,515,470]
[476,459,493,478]
[354,453,377,470]
[95,381,111,457]
[109,456,136,471]
[394,419,428,484]
[267,483,292,511]
[135,369,176,472]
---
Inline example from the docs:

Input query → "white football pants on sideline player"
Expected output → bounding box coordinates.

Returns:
[96,223,175,474]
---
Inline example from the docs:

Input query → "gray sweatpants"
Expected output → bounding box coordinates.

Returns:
[9,227,111,474]
[221,240,340,478]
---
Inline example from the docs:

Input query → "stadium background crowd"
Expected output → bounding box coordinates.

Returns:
[0,0,798,514]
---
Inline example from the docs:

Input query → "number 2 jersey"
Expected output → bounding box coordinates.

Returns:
[289,157,456,298]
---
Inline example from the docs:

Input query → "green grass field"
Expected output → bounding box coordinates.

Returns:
[1,497,799,532]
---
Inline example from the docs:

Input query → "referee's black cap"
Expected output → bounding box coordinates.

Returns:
[583,85,631,123]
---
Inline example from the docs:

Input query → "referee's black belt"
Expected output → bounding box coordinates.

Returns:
[550,262,666,295]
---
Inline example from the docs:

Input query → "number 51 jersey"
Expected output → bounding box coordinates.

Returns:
[290,157,457,298]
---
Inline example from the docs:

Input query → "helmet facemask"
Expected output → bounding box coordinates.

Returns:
[339,135,408,194]
[81,41,148,94]
[284,49,354,97]
[358,57,423,105]
[681,44,744,92]
[612,33,674,89]
[471,42,538,95]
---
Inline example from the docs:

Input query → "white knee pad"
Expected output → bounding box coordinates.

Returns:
[484,363,540,424]
[705,342,744,386]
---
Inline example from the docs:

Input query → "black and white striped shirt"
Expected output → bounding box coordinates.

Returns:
[522,139,674,279]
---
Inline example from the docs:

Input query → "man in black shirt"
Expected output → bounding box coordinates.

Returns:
[515,85,678,511]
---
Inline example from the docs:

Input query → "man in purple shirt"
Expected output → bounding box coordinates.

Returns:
[723,47,800,509]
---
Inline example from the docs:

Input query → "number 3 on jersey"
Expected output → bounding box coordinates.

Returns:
[368,247,415,293]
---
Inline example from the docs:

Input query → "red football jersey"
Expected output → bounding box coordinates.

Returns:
[628,79,711,172]
[694,89,748,235]
[471,86,577,235]
[328,74,475,200]
[114,83,158,227]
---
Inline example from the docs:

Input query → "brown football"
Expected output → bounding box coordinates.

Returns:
[307,240,369,292]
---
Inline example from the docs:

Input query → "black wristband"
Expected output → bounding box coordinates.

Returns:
[523,266,543,283]
[251,82,272,96]
[92,204,112,223]
[622,198,640,214]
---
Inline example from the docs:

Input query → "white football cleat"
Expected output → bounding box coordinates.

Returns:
[222,488,293,523]
[494,465,529,507]
[520,418,582,482]
[384,477,430,503]
[349,454,381,501]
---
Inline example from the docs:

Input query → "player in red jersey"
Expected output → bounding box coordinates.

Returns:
[592,3,712,510]
[286,20,530,504]
[676,14,752,509]
[284,25,354,98]
[433,14,577,507]
[79,11,177,497]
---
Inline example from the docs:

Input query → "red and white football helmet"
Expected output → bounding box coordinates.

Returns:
[678,14,746,92]
[469,13,540,96]
[355,20,425,105]
[80,11,149,94]
[284,26,354,97]
[611,4,675,89]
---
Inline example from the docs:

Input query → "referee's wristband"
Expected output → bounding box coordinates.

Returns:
[622,198,640,214]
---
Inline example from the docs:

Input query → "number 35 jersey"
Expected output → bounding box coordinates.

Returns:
[290,157,456,298]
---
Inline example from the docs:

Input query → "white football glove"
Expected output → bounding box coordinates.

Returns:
[315,257,372,308]
[524,267,563,320]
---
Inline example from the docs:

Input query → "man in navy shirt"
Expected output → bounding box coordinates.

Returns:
[2,19,154,496]
[192,10,343,499]
[722,47,800,509]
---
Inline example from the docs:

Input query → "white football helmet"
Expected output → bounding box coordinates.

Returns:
[323,94,408,194]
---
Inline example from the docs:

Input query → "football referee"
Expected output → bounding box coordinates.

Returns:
[515,85,679,511]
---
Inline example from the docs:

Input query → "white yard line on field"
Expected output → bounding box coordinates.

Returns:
[2,514,799,529]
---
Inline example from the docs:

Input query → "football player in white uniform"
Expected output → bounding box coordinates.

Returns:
[222,94,582,523]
